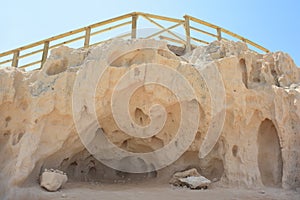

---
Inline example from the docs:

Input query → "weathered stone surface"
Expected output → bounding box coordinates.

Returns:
[0,39,299,199]
[169,168,201,186]
[169,168,211,189]
[179,176,211,189]
[40,169,67,192]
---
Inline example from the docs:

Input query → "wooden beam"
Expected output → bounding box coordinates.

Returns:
[190,26,217,38]
[217,28,222,41]
[191,37,209,45]
[145,22,183,39]
[0,12,270,71]
[0,58,13,66]
[137,12,183,23]
[0,13,133,58]
[142,15,185,42]
[159,35,186,45]
[41,41,50,66]
[184,15,191,52]
[187,15,220,30]
[19,60,41,69]
[131,14,138,39]
[49,35,85,49]
[84,27,91,48]
[12,50,20,67]
[90,21,131,36]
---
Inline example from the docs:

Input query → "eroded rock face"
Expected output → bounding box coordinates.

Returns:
[0,39,299,198]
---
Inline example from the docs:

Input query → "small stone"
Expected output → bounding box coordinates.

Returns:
[169,168,211,189]
[61,193,67,198]
[179,176,211,189]
[40,169,68,192]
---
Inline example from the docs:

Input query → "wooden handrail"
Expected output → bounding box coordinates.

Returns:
[0,12,269,70]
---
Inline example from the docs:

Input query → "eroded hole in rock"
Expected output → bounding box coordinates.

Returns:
[253,77,261,83]
[61,150,157,183]
[257,119,283,187]
[167,44,185,56]
[239,58,248,88]
[5,116,11,122]
[199,141,225,181]
[271,69,280,86]
[12,132,25,145]
[134,108,150,126]
[232,145,238,157]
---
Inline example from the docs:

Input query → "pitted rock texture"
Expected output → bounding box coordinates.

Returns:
[0,39,299,199]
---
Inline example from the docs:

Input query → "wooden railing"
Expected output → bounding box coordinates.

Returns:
[0,12,269,71]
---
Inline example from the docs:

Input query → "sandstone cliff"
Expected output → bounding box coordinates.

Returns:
[0,39,299,198]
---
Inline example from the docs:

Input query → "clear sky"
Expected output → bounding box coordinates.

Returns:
[1,0,299,66]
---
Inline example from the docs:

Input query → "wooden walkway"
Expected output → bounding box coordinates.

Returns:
[0,12,269,71]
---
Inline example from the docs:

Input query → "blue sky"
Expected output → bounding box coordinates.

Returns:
[1,0,299,65]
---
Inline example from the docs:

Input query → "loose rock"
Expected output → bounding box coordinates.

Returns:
[169,168,211,189]
[40,169,68,192]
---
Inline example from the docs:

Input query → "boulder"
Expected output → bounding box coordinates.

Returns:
[179,176,211,189]
[40,169,67,192]
[169,168,211,189]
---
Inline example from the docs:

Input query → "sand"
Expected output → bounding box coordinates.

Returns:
[8,182,300,200]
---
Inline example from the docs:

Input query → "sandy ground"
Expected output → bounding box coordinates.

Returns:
[6,182,300,200]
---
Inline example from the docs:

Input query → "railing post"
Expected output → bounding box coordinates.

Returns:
[131,13,138,39]
[41,41,50,67]
[184,15,191,52]
[217,27,222,41]
[84,27,91,48]
[12,50,20,67]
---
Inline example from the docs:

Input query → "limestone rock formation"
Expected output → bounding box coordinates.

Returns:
[40,169,67,192]
[0,39,299,199]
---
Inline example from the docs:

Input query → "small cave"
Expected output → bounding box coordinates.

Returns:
[157,148,225,183]
[257,119,283,187]
[60,150,157,183]
[239,58,248,88]
[198,139,225,181]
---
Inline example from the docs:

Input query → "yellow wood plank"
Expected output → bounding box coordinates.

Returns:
[0,58,13,65]
[131,14,138,39]
[159,35,186,45]
[142,15,185,42]
[12,50,20,67]
[191,37,209,45]
[91,21,131,36]
[145,22,183,39]
[138,12,183,23]
[41,41,50,66]
[184,15,191,52]
[0,12,270,70]
[84,27,91,48]
[190,26,217,38]
[217,28,222,41]
[49,35,85,49]
[19,60,41,69]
